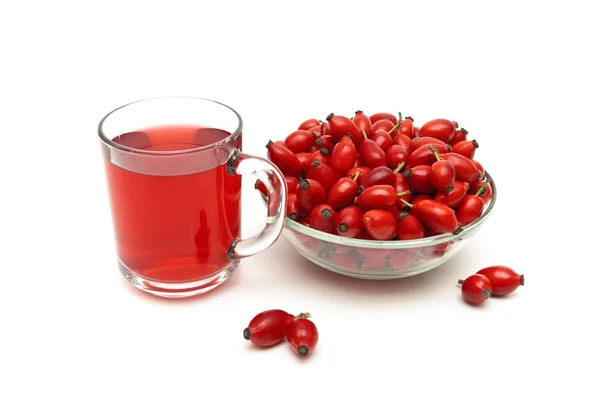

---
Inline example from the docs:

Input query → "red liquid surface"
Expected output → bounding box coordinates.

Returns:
[105,125,241,283]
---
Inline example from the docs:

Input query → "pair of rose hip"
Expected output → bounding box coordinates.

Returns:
[459,265,524,305]
[264,111,491,242]
[244,310,319,356]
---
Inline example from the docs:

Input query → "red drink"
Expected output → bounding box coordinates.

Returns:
[104,125,241,283]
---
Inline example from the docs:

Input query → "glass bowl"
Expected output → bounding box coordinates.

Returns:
[265,172,497,280]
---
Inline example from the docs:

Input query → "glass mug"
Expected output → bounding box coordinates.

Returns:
[98,97,286,298]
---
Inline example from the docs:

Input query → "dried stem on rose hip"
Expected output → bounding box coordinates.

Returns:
[387,112,403,135]
[393,161,406,173]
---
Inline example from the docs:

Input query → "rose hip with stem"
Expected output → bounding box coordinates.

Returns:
[286,316,319,356]
[476,266,524,296]
[434,182,467,208]
[330,136,357,177]
[440,152,482,183]
[400,116,415,138]
[356,185,411,210]
[347,167,370,185]
[458,274,492,305]
[429,145,456,193]
[372,118,396,134]
[359,131,388,169]
[401,198,461,234]
[244,309,310,347]
[407,142,451,167]
[386,144,409,169]
[327,171,361,210]
[335,205,364,238]
[309,204,337,233]
[371,129,394,151]
[469,179,493,205]
[353,110,373,137]
[456,185,486,226]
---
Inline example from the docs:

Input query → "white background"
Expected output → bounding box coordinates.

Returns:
[1,0,599,399]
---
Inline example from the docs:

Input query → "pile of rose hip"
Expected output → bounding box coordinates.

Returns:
[459,265,524,305]
[244,309,318,356]
[262,111,492,240]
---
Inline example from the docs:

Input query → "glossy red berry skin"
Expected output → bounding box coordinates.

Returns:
[296,178,327,217]
[363,209,397,240]
[309,204,336,234]
[334,205,364,238]
[460,274,493,305]
[285,130,316,154]
[419,118,456,142]
[244,309,295,347]
[286,317,319,356]
[476,266,524,296]
[266,140,303,177]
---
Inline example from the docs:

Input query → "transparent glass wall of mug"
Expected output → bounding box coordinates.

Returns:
[98,97,286,298]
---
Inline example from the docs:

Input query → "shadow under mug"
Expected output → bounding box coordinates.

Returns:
[98,97,286,298]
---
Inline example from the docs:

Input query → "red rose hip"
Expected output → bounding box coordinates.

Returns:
[458,274,493,305]
[476,266,524,296]
[266,140,303,177]
[419,118,456,142]
[296,178,327,217]
[243,309,295,347]
[327,173,360,210]
[334,205,364,238]
[363,209,397,240]
[285,130,316,154]
[330,136,357,177]
[309,204,336,234]
[286,316,319,356]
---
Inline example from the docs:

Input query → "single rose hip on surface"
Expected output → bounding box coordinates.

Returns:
[476,266,524,296]
[243,309,295,347]
[458,274,492,305]
[286,315,319,356]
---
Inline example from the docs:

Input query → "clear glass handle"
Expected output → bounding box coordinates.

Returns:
[227,149,287,260]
